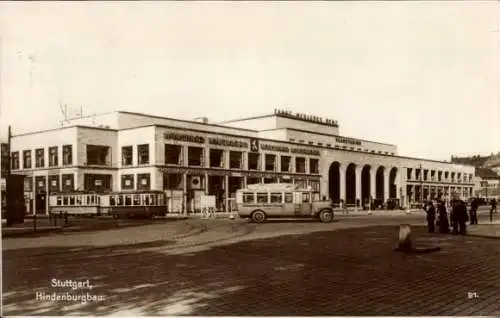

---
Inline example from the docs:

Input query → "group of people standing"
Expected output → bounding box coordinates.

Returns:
[424,199,476,235]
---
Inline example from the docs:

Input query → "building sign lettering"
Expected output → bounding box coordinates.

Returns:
[260,143,320,156]
[335,137,361,146]
[164,132,205,144]
[274,108,338,127]
[209,138,248,148]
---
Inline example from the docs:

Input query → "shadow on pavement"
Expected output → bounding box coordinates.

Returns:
[3,225,500,316]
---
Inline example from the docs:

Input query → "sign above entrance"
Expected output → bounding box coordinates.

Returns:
[335,137,361,146]
[209,138,248,148]
[274,109,338,127]
[164,132,205,144]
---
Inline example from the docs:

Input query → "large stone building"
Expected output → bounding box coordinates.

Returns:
[10,109,475,214]
[451,154,500,199]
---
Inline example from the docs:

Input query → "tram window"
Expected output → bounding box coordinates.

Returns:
[63,196,68,205]
[151,195,157,206]
[285,193,293,203]
[302,192,310,203]
[243,193,255,203]
[97,196,100,205]
[69,196,75,205]
[257,193,268,204]
[76,196,82,205]
[133,194,141,206]
[125,195,132,206]
[57,196,62,206]
[110,196,116,206]
[117,195,123,206]
[144,195,150,205]
[270,193,283,204]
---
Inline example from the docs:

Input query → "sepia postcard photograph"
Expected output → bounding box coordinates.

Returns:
[0,1,499,316]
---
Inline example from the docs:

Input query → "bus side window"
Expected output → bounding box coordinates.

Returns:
[110,195,116,206]
[302,192,310,203]
[270,192,283,204]
[243,193,255,204]
[257,193,268,204]
[133,194,141,206]
[117,195,123,206]
[56,196,62,206]
[125,195,132,206]
[69,196,75,205]
[144,195,150,206]
[285,193,293,203]
[63,196,68,206]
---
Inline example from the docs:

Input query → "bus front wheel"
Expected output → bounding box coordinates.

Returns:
[319,210,333,223]
[251,210,266,223]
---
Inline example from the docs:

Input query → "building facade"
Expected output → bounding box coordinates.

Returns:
[10,110,475,213]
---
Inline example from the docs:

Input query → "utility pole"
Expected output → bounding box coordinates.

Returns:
[420,163,424,203]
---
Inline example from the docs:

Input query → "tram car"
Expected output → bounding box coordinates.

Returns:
[48,192,101,216]
[100,191,167,219]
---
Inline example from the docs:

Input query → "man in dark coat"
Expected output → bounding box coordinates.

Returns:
[450,200,458,234]
[437,200,450,233]
[453,200,468,235]
[425,201,436,233]
[490,198,497,223]
[470,198,478,225]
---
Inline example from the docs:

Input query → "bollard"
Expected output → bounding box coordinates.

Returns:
[398,224,413,251]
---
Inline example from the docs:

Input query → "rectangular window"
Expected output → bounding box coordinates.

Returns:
[243,192,255,203]
[62,145,72,165]
[23,150,32,169]
[137,173,151,190]
[309,180,320,192]
[86,145,110,166]
[121,174,135,190]
[49,146,58,167]
[165,144,182,165]
[248,153,260,170]
[229,151,243,169]
[137,144,149,165]
[270,192,283,204]
[209,149,225,168]
[295,157,306,173]
[281,156,291,172]
[302,192,310,203]
[188,147,204,166]
[61,174,74,192]
[125,195,132,206]
[11,151,19,170]
[257,192,268,204]
[265,154,276,171]
[407,168,412,180]
[24,177,33,192]
[35,148,45,168]
[285,193,293,203]
[122,146,133,166]
[309,158,319,174]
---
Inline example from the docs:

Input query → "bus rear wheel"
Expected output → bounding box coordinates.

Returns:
[251,210,266,223]
[319,210,333,223]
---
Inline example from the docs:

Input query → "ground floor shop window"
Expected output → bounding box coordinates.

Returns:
[137,173,151,190]
[209,149,225,168]
[295,157,306,173]
[247,177,261,185]
[121,174,134,190]
[49,175,60,193]
[164,173,183,190]
[263,178,276,184]
[188,147,204,166]
[84,174,112,193]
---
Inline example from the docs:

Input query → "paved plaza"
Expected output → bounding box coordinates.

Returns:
[2,212,500,316]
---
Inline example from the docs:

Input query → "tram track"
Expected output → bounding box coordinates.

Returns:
[3,220,255,260]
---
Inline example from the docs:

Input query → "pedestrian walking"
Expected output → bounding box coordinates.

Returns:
[470,198,478,225]
[490,198,497,223]
[437,200,450,233]
[425,201,436,233]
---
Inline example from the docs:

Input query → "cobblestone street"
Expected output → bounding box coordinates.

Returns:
[3,216,500,316]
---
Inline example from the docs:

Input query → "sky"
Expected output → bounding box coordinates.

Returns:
[0,1,499,161]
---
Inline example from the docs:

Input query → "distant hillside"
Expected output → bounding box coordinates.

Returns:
[450,155,491,167]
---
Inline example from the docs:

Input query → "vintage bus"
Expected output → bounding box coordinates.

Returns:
[236,183,334,223]
[100,191,167,219]
[48,192,101,216]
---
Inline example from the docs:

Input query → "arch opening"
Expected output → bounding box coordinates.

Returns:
[375,166,385,200]
[345,163,356,205]
[361,165,371,205]
[328,162,340,203]
[389,167,398,198]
